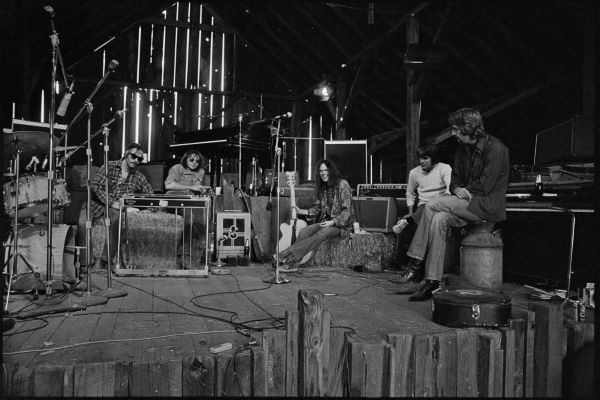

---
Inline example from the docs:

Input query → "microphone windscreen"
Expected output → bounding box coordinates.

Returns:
[108,60,119,70]
[56,92,73,117]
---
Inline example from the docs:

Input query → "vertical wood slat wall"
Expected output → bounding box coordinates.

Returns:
[114,2,235,162]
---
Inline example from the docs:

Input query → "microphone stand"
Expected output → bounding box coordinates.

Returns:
[238,113,243,190]
[63,102,108,306]
[58,61,118,146]
[44,16,60,298]
[264,119,289,284]
[91,125,127,299]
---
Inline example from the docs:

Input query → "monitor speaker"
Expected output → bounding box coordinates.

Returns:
[136,162,165,193]
[352,197,397,233]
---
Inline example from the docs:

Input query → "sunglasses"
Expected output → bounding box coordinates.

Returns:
[128,153,144,161]
[188,158,200,163]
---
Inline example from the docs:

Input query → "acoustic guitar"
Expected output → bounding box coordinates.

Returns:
[277,172,307,252]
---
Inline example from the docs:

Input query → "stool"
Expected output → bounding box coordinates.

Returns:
[459,221,503,289]
[65,245,87,279]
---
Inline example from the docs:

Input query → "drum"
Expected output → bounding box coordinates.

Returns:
[3,175,71,218]
[5,224,76,285]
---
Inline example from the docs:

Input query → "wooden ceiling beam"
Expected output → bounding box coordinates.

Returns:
[205,3,307,91]
[347,2,430,66]
[294,4,353,60]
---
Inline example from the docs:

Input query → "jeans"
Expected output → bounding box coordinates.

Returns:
[407,196,483,281]
[285,223,345,263]
[75,204,120,266]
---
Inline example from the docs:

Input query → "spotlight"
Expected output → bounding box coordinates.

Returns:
[313,83,333,101]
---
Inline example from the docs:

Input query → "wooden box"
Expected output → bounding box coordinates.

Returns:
[216,212,251,258]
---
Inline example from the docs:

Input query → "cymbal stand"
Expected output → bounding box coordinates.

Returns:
[91,125,127,298]
[264,119,289,284]
[3,148,44,313]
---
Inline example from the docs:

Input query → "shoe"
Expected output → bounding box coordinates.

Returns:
[392,219,409,234]
[409,280,440,301]
[278,263,298,273]
[396,258,423,283]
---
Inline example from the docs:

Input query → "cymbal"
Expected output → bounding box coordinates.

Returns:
[3,131,59,156]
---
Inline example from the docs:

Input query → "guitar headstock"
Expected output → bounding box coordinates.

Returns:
[285,171,296,188]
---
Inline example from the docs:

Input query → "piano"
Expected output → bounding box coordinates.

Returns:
[169,120,272,158]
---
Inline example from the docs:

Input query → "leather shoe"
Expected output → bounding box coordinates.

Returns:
[409,280,440,301]
[397,269,420,284]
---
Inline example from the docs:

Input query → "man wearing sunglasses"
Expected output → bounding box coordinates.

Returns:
[78,142,154,271]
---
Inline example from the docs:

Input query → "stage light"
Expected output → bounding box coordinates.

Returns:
[313,83,333,101]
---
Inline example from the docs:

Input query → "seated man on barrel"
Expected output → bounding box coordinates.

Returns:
[398,108,509,301]
[76,142,154,271]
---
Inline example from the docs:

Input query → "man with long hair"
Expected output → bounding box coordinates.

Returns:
[277,159,355,271]
[165,149,210,268]
[398,108,509,300]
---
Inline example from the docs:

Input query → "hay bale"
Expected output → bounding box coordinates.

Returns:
[306,232,397,271]
[91,211,186,268]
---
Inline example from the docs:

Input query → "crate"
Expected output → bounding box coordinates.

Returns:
[216,212,251,258]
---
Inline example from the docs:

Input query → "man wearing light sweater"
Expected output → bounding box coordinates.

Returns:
[392,142,451,234]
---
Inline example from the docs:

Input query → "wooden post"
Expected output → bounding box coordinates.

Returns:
[529,302,567,397]
[434,331,458,397]
[33,364,69,397]
[262,329,286,396]
[508,319,525,397]
[3,363,33,397]
[387,333,415,397]
[405,16,421,180]
[182,354,214,397]
[456,329,478,397]
[326,327,347,396]
[347,337,390,397]
[285,310,299,396]
[297,289,326,396]
[73,361,117,397]
[500,327,516,397]
[512,306,536,397]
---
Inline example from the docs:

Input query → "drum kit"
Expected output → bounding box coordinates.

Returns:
[2,131,77,299]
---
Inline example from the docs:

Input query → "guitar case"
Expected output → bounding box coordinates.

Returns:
[431,289,512,328]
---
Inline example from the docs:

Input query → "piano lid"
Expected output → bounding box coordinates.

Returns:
[170,121,272,152]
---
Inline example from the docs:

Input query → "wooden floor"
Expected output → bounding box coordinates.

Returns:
[0,262,587,370]
[4,263,446,369]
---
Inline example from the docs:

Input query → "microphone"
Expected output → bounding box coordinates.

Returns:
[41,155,49,170]
[107,59,119,71]
[57,82,75,117]
[26,156,40,171]
[273,112,292,120]
[114,108,126,119]
[44,5,55,17]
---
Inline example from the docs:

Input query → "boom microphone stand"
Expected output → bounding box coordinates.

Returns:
[264,119,289,284]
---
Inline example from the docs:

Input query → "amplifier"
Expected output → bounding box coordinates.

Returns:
[216,212,251,258]
[356,183,407,198]
[352,197,398,233]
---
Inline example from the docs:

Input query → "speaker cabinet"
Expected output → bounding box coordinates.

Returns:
[216,212,251,258]
[136,162,166,193]
[534,115,593,164]
[324,140,367,190]
[352,197,397,233]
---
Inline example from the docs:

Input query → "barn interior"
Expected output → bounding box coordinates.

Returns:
[1,0,597,397]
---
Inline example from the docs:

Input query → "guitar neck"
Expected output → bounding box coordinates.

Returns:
[289,184,297,220]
